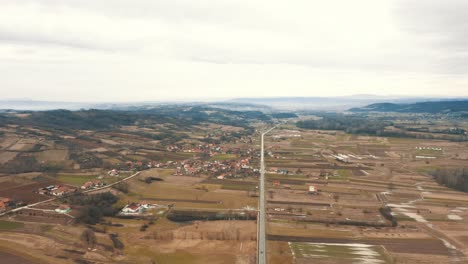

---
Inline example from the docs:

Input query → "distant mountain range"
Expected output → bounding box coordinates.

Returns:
[1,96,467,112]
[229,96,466,111]
[350,100,468,113]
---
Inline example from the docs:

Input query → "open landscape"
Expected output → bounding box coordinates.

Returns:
[2,1,468,263]
[264,120,468,264]
[0,102,468,264]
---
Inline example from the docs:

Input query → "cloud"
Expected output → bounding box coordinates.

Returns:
[0,0,467,101]
[393,0,468,73]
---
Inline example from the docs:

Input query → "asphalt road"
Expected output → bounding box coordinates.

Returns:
[258,125,278,264]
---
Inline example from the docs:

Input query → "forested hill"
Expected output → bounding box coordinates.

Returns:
[0,106,272,132]
[350,100,468,114]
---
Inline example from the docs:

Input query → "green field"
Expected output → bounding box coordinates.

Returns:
[57,175,98,185]
[336,169,352,178]
[0,220,24,230]
[221,184,257,191]
[210,154,238,161]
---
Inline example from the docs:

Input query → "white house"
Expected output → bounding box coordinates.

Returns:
[308,186,318,194]
[121,203,143,215]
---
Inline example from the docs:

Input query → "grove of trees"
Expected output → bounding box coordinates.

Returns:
[431,167,468,193]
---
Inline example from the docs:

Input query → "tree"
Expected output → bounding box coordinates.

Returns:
[109,233,124,250]
[113,182,129,193]
[81,229,97,249]
[333,194,340,202]
[79,206,103,225]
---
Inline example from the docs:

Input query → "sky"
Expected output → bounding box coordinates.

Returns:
[0,0,467,102]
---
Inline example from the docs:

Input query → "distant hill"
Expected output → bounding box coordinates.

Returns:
[0,106,272,132]
[229,96,454,111]
[350,100,468,113]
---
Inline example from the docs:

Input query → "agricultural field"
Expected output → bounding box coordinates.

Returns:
[1,106,468,264]
[0,220,24,230]
[56,174,99,185]
[263,126,468,264]
[289,242,392,264]
[0,107,264,263]
[0,151,18,164]
[34,149,68,163]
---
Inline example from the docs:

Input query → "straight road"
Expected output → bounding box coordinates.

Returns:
[258,124,279,264]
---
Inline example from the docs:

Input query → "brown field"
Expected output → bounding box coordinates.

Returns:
[125,171,258,209]
[1,119,468,263]
[262,127,468,263]
[35,149,68,163]
[0,181,56,203]
[0,136,19,149]
[8,139,39,152]
[0,151,18,164]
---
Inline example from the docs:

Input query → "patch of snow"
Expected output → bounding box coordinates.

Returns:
[302,254,325,258]
[441,239,458,250]
[311,243,373,248]
[354,258,385,264]
[387,204,415,209]
[351,250,380,256]
[448,215,463,220]
[402,212,427,223]
[415,156,436,159]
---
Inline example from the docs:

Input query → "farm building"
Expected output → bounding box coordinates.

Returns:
[277,169,289,175]
[0,198,10,212]
[37,185,76,196]
[55,205,71,214]
[120,203,155,215]
[120,203,147,215]
[108,169,120,177]
[81,180,105,190]
[51,186,77,196]
[308,186,318,194]
[331,154,350,163]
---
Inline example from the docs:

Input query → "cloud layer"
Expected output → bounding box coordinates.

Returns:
[0,0,467,101]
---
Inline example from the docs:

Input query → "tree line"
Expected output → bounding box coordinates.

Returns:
[430,167,468,193]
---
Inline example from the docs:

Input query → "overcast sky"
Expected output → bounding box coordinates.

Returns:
[0,0,467,102]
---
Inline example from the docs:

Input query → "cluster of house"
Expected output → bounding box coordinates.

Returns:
[120,203,155,216]
[108,169,120,176]
[167,143,247,157]
[80,180,106,190]
[109,143,259,180]
[37,185,77,196]
[174,157,256,178]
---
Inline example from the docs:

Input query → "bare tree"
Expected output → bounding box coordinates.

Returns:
[81,229,96,249]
